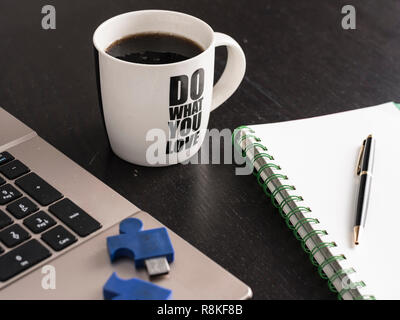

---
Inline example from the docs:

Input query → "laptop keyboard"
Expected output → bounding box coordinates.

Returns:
[0,151,102,282]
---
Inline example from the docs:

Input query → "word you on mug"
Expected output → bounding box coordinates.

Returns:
[167,68,204,154]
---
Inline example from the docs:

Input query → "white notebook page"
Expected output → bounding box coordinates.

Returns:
[249,102,400,299]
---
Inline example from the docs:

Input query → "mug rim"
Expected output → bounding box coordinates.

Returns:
[93,10,215,68]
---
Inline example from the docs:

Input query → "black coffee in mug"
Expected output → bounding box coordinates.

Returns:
[106,32,204,64]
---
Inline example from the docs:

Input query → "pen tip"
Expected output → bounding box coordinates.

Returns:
[353,226,361,245]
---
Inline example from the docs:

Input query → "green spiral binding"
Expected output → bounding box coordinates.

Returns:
[301,230,328,253]
[233,132,260,154]
[252,152,274,163]
[318,255,346,279]
[238,134,261,145]
[270,185,296,208]
[328,268,356,293]
[355,295,376,300]
[309,242,337,266]
[242,143,268,157]
[232,125,255,145]
[278,195,303,216]
[261,174,288,196]
[293,217,319,241]
[256,163,281,177]
[256,164,282,185]
[285,207,312,230]
[232,126,375,300]
[338,281,366,300]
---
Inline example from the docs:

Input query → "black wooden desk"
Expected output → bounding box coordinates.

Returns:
[1,0,399,299]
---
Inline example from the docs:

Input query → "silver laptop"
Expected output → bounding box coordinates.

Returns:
[0,107,252,299]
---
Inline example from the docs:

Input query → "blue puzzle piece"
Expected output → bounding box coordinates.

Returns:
[103,272,172,300]
[107,218,174,268]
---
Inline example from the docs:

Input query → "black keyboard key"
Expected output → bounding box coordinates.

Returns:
[0,184,22,205]
[49,199,101,237]
[0,176,5,186]
[15,173,62,206]
[41,225,77,251]
[0,224,30,248]
[0,210,13,230]
[23,211,56,234]
[0,239,51,281]
[7,197,39,219]
[0,152,14,167]
[0,160,30,180]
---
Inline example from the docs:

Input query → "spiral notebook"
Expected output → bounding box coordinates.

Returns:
[233,102,400,300]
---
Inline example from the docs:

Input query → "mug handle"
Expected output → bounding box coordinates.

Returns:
[211,32,246,111]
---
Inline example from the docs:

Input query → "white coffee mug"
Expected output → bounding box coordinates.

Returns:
[93,10,246,166]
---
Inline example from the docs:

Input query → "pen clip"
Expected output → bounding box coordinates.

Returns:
[356,139,366,176]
